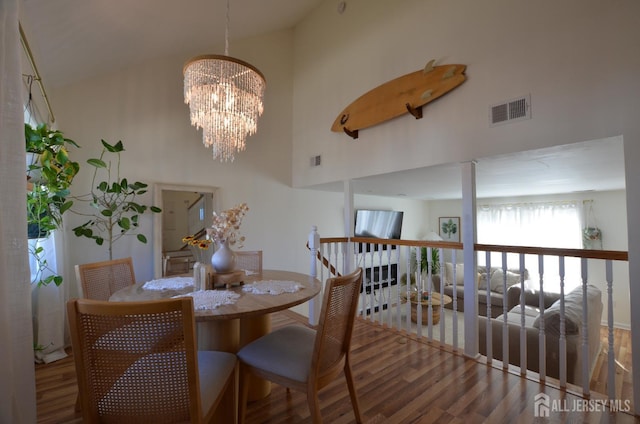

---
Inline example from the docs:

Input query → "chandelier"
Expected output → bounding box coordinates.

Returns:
[183,0,266,162]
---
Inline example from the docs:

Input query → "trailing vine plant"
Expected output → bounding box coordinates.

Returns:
[72,140,161,260]
[26,123,80,286]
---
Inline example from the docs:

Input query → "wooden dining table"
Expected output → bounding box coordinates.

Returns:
[109,269,322,400]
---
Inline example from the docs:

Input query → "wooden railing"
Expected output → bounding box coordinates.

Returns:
[311,232,630,403]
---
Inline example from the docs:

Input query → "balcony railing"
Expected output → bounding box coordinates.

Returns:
[308,228,630,404]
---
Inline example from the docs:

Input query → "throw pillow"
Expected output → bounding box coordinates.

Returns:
[478,271,489,290]
[489,268,521,293]
[443,262,465,286]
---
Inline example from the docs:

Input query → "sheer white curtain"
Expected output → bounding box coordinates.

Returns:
[0,0,38,421]
[30,234,68,364]
[477,201,583,291]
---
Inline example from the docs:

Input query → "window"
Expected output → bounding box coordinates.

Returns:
[477,201,583,292]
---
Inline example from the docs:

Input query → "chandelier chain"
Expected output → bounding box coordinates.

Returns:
[224,0,229,56]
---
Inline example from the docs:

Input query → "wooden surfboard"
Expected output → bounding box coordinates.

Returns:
[331,61,467,138]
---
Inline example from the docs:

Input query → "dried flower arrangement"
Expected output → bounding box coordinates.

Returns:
[206,203,249,248]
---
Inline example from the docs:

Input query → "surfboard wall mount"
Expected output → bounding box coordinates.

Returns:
[331,60,467,139]
[405,103,423,119]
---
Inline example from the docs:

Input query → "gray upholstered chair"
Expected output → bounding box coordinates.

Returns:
[237,267,364,424]
[67,297,237,423]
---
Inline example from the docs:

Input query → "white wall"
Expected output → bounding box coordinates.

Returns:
[292,0,640,190]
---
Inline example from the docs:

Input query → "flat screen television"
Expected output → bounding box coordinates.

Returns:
[354,209,403,251]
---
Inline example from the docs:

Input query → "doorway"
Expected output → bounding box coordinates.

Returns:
[153,184,218,278]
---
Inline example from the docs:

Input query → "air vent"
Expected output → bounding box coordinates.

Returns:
[310,155,322,167]
[489,94,531,126]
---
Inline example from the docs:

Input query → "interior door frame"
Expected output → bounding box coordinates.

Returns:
[153,183,219,278]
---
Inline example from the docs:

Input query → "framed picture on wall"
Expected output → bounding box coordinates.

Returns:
[439,217,460,242]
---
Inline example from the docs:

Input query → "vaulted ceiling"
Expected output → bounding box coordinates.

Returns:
[18,0,626,200]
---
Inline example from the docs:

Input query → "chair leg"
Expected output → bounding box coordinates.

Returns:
[344,359,363,423]
[212,367,238,424]
[238,364,251,424]
[307,386,322,424]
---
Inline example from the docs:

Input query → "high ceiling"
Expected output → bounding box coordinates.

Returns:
[19,0,323,88]
[18,0,626,200]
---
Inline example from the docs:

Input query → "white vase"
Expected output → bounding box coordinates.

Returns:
[211,240,236,273]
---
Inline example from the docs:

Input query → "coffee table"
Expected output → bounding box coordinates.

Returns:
[401,291,453,325]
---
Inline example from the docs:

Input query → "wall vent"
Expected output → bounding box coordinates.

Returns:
[489,94,531,126]
[310,155,322,167]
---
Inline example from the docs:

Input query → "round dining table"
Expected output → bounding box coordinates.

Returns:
[110,269,321,400]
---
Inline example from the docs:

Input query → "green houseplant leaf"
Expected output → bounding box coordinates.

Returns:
[26,124,80,287]
[71,139,161,260]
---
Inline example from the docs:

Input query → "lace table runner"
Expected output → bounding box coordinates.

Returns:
[173,290,240,310]
[242,280,302,295]
[142,276,194,291]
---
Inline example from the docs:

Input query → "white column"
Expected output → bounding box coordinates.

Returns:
[461,161,479,358]
[623,128,640,414]
[308,225,321,325]
[344,180,354,274]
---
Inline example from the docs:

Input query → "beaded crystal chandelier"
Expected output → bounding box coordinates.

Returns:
[183,0,266,162]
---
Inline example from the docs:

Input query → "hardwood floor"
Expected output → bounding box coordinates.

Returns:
[36,311,639,423]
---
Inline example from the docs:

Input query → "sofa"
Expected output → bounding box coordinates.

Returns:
[478,284,603,385]
[431,262,529,318]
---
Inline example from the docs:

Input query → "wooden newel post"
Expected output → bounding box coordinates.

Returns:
[308,225,321,325]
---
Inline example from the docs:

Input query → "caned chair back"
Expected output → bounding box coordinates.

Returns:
[312,267,363,381]
[75,257,136,300]
[67,298,200,422]
[162,255,192,276]
[235,250,263,274]
[67,298,237,423]
[237,267,363,423]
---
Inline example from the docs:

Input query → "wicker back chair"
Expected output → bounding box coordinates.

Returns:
[67,298,237,423]
[237,268,363,423]
[162,255,192,276]
[75,257,136,300]
[235,250,263,274]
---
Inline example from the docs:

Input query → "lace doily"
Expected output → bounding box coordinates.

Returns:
[242,280,302,295]
[142,276,194,291]
[173,290,240,310]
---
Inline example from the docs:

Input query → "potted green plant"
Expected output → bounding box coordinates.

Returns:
[72,139,161,260]
[400,245,441,287]
[26,123,80,286]
[400,246,444,324]
[26,123,80,236]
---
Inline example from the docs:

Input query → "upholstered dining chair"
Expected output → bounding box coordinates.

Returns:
[237,267,364,424]
[75,257,136,300]
[235,250,263,274]
[67,297,237,423]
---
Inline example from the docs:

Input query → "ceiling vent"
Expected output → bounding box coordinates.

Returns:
[489,94,531,126]
[310,155,322,167]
